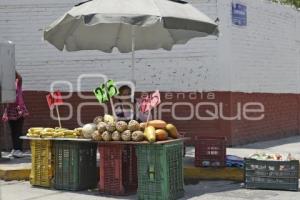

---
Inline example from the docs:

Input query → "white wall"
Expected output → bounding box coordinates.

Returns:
[0,0,220,92]
[0,0,299,93]
[227,0,300,93]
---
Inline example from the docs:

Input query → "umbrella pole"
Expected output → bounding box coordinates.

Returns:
[131,26,135,83]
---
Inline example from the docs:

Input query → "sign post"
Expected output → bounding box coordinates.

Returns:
[55,106,62,128]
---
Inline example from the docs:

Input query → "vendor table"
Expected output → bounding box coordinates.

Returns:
[21,136,187,199]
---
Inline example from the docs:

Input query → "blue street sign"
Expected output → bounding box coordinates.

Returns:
[232,3,247,26]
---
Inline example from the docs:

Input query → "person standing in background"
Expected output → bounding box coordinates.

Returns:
[115,85,150,122]
[2,71,29,158]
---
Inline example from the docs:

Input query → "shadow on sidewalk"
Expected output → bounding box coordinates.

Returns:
[182,180,241,199]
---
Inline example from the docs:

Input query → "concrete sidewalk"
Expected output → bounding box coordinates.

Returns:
[183,135,300,181]
[1,135,300,181]
[185,135,300,159]
[0,152,31,181]
[1,180,299,200]
[0,136,300,200]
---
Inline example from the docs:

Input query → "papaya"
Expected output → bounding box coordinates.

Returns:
[155,129,168,141]
[165,124,178,139]
[144,126,156,143]
[147,120,167,129]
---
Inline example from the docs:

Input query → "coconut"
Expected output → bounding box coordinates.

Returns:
[82,123,97,139]
[97,122,107,133]
[116,121,128,132]
[106,122,116,132]
[92,130,102,141]
[132,131,144,142]
[139,122,147,131]
[112,131,121,141]
[104,114,115,124]
[102,131,112,141]
[128,120,140,131]
[93,116,103,124]
[121,130,131,141]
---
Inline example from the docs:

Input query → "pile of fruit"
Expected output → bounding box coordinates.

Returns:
[84,114,179,143]
[249,152,296,161]
[26,127,83,138]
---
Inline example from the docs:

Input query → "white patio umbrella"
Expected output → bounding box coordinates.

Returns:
[44,0,218,81]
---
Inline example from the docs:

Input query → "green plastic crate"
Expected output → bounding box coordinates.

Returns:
[136,141,184,200]
[53,141,97,191]
[244,158,299,191]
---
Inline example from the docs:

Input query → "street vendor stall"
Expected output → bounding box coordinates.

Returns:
[38,0,218,198]
[21,116,188,198]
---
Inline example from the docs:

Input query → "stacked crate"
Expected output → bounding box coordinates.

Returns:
[98,144,137,195]
[194,136,227,167]
[136,141,184,200]
[30,140,54,187]
[244,158,299,191]
[53,141,97,191]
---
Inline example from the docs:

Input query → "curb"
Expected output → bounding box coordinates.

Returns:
[0,167,30,181]
[0,165,244,182]
[184,166,244,182]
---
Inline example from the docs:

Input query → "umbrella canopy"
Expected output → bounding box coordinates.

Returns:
[44,0,218,53]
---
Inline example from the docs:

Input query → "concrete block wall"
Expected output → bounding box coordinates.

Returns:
[222,0,300,144]
[1,0,300,148]
[0,0,221,92]
[228,0,300,93]
[230,93,300,145]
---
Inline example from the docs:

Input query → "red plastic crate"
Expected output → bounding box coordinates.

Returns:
[194,136,227,167]
[98,144,137,195]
